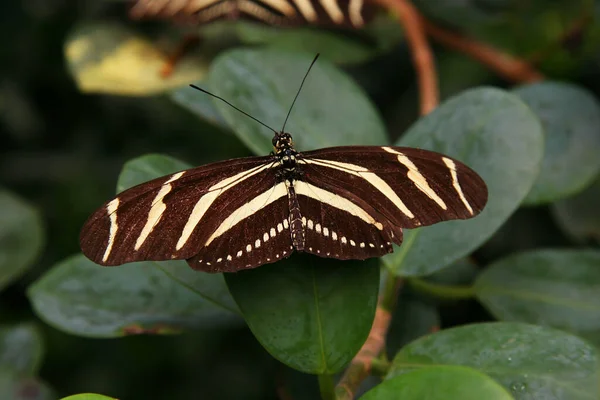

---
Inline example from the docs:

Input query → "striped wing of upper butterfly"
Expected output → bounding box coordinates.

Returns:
[130,0,375,28]
[294,146,488,259]
[79,155,290,271]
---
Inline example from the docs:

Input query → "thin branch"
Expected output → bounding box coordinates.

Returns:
[335,306,393,399]
[159,34,200,78]
[527,6,593,66]
[372,0,439,115]
[318,374,336,400]
[422,19,544,83]
[334,267,401,399]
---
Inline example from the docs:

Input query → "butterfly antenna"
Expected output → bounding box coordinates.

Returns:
[189,84,278,134]
[281,53,320,132]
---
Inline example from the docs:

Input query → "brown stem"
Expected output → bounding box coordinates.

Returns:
[372,0,439,115]
[160,34,201,78]
[335,306,393,399]
[423,20,544,83]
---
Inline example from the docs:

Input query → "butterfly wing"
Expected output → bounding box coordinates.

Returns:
[296,145,487,258]
[79,155,286,269]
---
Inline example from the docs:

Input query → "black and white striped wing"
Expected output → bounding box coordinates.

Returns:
[296,145,488,259]
[79,155,290,272]
[130,0,375,28]
[186,185,293,272]
[294,181,402,259]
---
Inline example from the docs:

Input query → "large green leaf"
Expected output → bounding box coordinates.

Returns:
[207,48,387,155]
[551,174,600,244]
[474,249,600,345]
[27,254,239,337]
[385,87,544,276]
[0,324,43,376]
[225,255,379,374]
[65,22,209,96]
[157,261,240,316]
[513,82,600,205]
[0,190,44,291]
[389,322,599,400]
[362,365,513,400]
[171,83,228,130]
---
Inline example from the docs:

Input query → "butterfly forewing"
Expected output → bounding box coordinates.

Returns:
[298,146,488,230]
[79,156,276,266]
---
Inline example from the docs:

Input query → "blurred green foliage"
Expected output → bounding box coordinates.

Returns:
[1,1,600,399]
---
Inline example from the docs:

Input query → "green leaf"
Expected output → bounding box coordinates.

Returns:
[551,174,600,244]
[225,255,379,374]
[385,87,544,276]
[116,153,192,193]
[208,48,387,155]
[61,394,117,400]
[474,249,600,346]
[171,83,229,130]
[0,190,44,291]
[389,322,599,400]
[386,297,440,355]
[0,324,43,376]
[362,365,513,400]
[156,261,240,316]
[27,254,240,337]
[235,23,376,65]
[64,22,208,96]
[512,82,600,205]
[0,370,54,400]
[425,258,479,286]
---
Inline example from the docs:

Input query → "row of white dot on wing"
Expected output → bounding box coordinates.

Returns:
[198,219,290,266]
[301,217,384,249]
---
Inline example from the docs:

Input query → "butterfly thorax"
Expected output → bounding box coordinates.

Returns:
[273,132,298,173]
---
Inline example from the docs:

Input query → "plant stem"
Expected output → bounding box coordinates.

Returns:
[380,268,401,312]
[318,373,336,400]
[370,357,392,376]
[408,277,475,300]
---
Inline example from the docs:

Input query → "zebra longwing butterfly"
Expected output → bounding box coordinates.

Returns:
[130,0,376,28]
[80,55,488,273]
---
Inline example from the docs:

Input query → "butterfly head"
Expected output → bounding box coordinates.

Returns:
[273,132,294,153]
[273,132,297,170]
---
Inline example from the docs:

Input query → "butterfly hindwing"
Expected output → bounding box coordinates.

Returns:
[295,189,399,260]
[187,187,293,272]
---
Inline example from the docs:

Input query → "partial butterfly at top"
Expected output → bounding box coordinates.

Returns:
[129,0,377,28]
[79,54,488,273]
